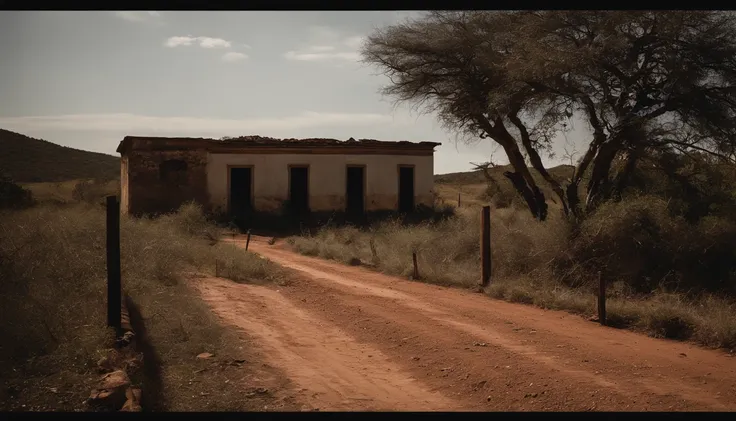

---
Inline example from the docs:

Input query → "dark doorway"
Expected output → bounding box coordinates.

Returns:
[229,167,252,228]
[398,166,415,213]
[346,166,365,218]
[289,166,309,214]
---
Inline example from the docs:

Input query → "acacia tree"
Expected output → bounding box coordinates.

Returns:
[362,11,736,221]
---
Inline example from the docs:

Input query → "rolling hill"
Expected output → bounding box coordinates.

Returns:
[0,129,119,183]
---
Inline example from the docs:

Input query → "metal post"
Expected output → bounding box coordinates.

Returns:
[480,206,491,287]
[106,195,121,329]
[598,272,607,326]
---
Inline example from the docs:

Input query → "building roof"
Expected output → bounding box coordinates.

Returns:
[116,135,441,156]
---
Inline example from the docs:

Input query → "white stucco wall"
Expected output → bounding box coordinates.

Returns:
[206,153,434,213]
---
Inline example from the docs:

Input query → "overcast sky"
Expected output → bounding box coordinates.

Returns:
[0,11,591,174]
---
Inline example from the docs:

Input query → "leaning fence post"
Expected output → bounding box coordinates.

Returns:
[370,237,379,264]
[106,195,121,329]
[245,230,252,251]
[480,205,491,287]
[598,272,607,326]
[412,250,419,280]
[458,192,461,208]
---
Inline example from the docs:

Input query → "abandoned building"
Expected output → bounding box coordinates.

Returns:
[116,136,441,221]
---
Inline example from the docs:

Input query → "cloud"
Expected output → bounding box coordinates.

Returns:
[165,36,232,49]
[342,36,365,50]
[283,26,365,63]
[0,112,394,136]
[284,50,360,62]
[307,45,335,53]
[222,52,248,62]
[113,11,162,24]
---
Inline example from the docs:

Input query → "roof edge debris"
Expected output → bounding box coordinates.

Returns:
[116,135,441,154]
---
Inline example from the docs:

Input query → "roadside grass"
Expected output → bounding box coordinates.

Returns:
[287,203,736,351]
[0,201,284,411]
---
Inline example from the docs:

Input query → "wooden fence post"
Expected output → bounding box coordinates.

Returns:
[457,192,461,208]
[370,238,378,263]
[412,251,419,279]
[106,195,121,329]
[480,205,492,287]
[598,272,607,326]
[245,230,252,251]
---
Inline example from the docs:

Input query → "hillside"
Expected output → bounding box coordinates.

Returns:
[433,164,577,208]
[0,129,119,182]
[434,164,575,185]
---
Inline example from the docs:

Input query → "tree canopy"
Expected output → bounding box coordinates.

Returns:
[362,11,736,221]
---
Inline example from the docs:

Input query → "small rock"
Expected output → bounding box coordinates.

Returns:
[473,342,488,347]
[88,370,131,410]
[115,331,135,347]
[124,355,144,372]
[411,356,420,361]
[121,399,141,412]
[197,352,214,359]
[679,353,687,357]
[120,388,142,412]
[48,387,58,394]
[126,388,142,402]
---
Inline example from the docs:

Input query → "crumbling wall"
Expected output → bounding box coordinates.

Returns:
[120,156,130,215]
[126,150,209,216]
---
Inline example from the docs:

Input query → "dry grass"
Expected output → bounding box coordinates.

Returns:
[22,179,119,206]
[287,203,736,350]
[0,201,284,411]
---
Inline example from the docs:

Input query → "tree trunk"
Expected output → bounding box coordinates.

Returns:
[502,142,549,221]
[585,137,624,212]
[507,112,570,217]
[475,114,550,221]
[610,146,641,200]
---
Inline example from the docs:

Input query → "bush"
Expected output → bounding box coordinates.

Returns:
[0,176,35,210]
[559,194,736,295]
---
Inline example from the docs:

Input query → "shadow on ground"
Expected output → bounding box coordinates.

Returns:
[125,295,165,412]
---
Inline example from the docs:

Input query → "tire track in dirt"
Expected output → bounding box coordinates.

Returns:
[220,236,736,411]
[195,277,464,411]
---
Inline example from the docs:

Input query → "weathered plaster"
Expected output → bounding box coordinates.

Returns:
[206,153,435,213]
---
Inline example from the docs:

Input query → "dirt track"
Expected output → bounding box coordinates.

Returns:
[195,235,736,411]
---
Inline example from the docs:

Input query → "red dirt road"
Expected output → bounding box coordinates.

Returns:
[195,235,736,411]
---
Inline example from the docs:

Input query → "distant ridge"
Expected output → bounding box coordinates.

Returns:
[0,129,119,183]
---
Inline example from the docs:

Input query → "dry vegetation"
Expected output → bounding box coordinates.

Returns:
[0,196,285,411]
[288,163,736,351]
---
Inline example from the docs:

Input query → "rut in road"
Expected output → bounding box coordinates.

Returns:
[197,236,736,411]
